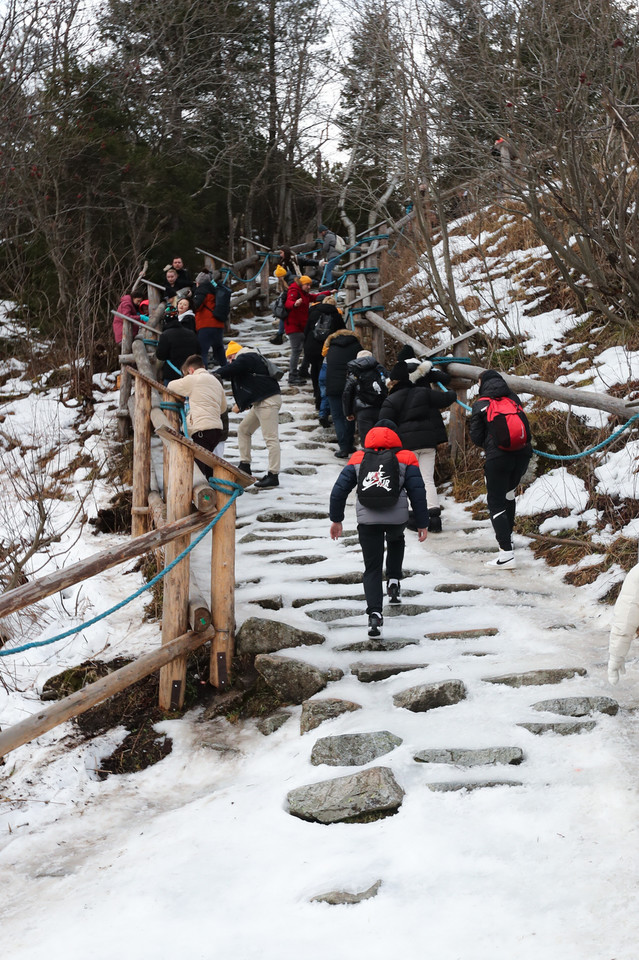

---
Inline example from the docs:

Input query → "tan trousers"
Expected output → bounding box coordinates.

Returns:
[238,393,282,473]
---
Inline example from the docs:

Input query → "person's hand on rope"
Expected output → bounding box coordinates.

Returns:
[232,403,240,414]
[608,656,626,685]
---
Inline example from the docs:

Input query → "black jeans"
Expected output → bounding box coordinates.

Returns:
[357,523,406,614]
[192,428,224,480]
[356,407,380,447]
[484,450,531,550]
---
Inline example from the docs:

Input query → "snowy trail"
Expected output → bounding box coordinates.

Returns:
[1,317,639,960]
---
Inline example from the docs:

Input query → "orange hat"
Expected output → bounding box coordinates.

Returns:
[274,265,287,278]
[298,275,312,285]
[225,340,242,358]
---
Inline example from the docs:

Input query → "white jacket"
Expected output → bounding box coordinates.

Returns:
[170,368,227,432]
[608,562,639,683]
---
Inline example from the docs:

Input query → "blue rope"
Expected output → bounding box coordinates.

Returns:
[222,255,271,284]
[160,401,189,438]
[318,234,392,289]
[0,478,244,658]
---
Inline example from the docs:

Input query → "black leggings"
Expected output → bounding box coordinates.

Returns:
[357,523,406,614]
[484,451,531,550]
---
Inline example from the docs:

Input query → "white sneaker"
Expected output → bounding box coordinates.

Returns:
[486,550,515,568]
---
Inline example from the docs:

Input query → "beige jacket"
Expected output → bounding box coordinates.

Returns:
[170,368,227,432]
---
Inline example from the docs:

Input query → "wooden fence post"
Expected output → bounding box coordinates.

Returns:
[117,319,134,440]
[448,339,470,461]
[162,407,180,497]
[131,379,152,537]
[259,254,270,308]
[159,439,194,710]
[245,240,257,299]
[210,464,237,689]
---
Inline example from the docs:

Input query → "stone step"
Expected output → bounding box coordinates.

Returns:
[427,780,523,792]
[531,696,618,717]
[483,668,587,688]
[300,698,362,734]
[393,679,467,713]
[257,712,291,736]
[254,654,343,703]
[336,637,420,653]
[310,880,382,905]
[424,628,499,640]
[518,721,596,736]
[287,766,404,824]
[236,617,325,655]
[310,731,402,767]
[414,747,524,767]
[350,662,429,683]
[257,510,327,523]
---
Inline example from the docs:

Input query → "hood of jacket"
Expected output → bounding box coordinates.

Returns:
[347,354,380,374]
[364,425,402,450]
[478,369,510,398]
[325,329,359,349]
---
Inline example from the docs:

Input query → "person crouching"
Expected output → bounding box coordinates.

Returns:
[329,420,429,638]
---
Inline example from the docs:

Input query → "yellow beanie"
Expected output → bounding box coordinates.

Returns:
[274,265,287,278]
[225,340,242,358]
[298,275,312,285]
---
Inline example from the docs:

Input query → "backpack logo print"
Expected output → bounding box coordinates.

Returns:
[361,466,392,493]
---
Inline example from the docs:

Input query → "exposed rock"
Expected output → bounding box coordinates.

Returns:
[462,651,493,657]
[280,555,327,566]
[311,571,362,585]
[311,731,402,767]
[281,466,317,476]
[336,637,419,653]
[249,597,284,612]
[424,628,499,640]
[350,662,429,683]
[236,617,324,656]
[384,604,433,618]
[393,679,467,713]
[518,721,596,736]
[434,583,481,593]
[296,441,323,450]
[287,766,404,824]
[254,654,342,704]
[531,696,618,717]
[311,880,382,905]
[201,690,245,720]
[257,510,326,523]
[256,711,291,736]
[279,411,295,423]
[306,607,365,623]
[427,780,522,792]
[414,747,523,766]
[300,698,362,734]
[483,667,587,687]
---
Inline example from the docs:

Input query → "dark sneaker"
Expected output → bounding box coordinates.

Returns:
[254,472,279,489]
[238,462,252,474]
[269,334,284,345]
[387,580,401,605]
[368,612,383,638]
[334,450,350,459]
[319,416,331,428]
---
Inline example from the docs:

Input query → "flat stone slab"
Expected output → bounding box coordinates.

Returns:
[483,668,587,687]
[311,731,402,767]
[427,780,522,793]
[393,680,467,713]
[249,597,284,612]
[383,604,433,618]
[336,637,420,653]
[518,721,596,736]
[311,880,382,905]
[300,698,362,734]
[531,696,618,717]
[425,628,499,640]
[281,466,317,475]
[257,510,326,523]
[254,654,343,704]
[435,583,482,593]
[311,572,362,585]
[350,662,429,683]
[296,442,323,450]
[236,617,324,656]
[287,766,404,824]
[414,747,524,767]
[256,711,292,736]
[306,607,365,623]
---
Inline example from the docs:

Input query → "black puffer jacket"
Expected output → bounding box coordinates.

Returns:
[469,370,532,461]
[216,348,280,411]
[156,318,200,382]
[324,330,360,395]
[342,355,388,417]
[303,303,343,361]
[379,366,456,450]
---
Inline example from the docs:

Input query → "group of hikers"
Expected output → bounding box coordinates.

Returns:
[114,240,533,637]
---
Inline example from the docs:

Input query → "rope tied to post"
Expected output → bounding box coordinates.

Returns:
[0,477,245,659]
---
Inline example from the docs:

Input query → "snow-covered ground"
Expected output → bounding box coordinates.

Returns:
[1,317,639,960]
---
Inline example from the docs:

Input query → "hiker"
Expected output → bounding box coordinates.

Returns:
[176,297,196,333]
[155,312,200,384]
[469,369,532,567]
[270,263,291,346]
[193,270,226,368]
[217,340,282,489]
[318,224,342,286]
[323,327,361,457]
[378,347,456,533]
[303,296,344,410]
[169,354,228,479]
[329,420,429,638]
[113,290,143,344]
[162,268,180,303]
[607,563,639,685]
[342,349,388,446]
[284,275,330,384]
[170,256,192,291]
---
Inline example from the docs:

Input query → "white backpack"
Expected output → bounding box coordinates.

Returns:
[334,234,347,254]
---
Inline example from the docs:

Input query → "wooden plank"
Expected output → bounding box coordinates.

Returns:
[210,465,237,689]
[0,627,215,759]
[131,381,152,537]
[195,247,233,268]
[424,327,481,357]
[156,425,255,487]
[347,281,394,310]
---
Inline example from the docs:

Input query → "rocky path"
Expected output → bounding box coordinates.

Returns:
[2,316,639,960]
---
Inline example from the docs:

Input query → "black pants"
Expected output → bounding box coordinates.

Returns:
[310,355,323,409]
[484,450,531,550]
[357,523,406,614]
[356,407,380,447]
[192,428,224,480]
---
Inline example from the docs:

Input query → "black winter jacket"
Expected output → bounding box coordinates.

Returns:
[216,348,280,411]
[342,355,387,417]
[156,318,200,382]
[379,376,456,450]
[324,330,360,396]
[469,370,532,462]
[303,303,344,361]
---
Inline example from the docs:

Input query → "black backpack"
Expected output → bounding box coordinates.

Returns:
[357,448,401,509]
[313,312,334,342]
[357,367,388,408]
[272,291,289,321]
[212,279,232,322]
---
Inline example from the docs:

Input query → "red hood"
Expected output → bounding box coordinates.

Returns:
[364,426,402,450]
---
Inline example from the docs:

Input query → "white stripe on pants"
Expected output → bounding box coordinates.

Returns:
[237,393,282,473]
[414,447,438,509]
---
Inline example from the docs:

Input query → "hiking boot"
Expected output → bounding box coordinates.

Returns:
[334,450,350,459]
[387,580,401,605]
[368,612,383,638]
[486,549,515,569]
[254,472,279,489]
[269,334,284,345]
[428,508,442,533]
[238,461,252,475]
[319,416,331,428]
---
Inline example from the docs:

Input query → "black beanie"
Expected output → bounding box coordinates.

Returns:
[397,344,416,362]
[390,359,411,382]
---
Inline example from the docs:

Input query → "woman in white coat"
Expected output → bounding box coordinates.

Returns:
[608,563,639,684]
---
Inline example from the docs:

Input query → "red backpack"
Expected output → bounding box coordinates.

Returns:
[480,396,531,451]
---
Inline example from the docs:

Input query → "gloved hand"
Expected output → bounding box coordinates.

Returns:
[607,656,626,685]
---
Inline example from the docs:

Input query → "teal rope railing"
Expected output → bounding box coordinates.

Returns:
[318,234,391,289]
[161,400,189,438]
[0,478,244,659]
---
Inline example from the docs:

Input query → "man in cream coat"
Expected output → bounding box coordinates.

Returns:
[170,354,228,478]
